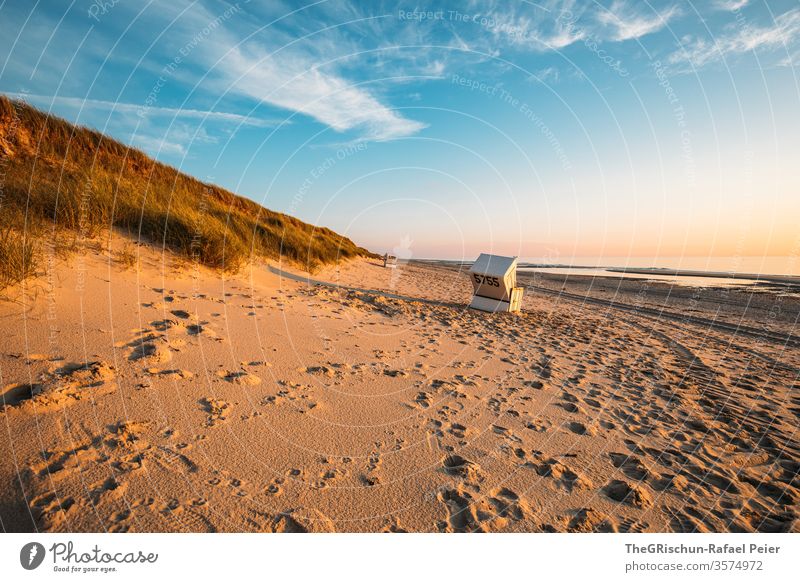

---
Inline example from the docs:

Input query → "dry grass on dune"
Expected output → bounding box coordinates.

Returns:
[0,226,36,288]
[0,96,374,287]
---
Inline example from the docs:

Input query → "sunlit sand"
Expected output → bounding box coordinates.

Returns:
[1,243,797,532]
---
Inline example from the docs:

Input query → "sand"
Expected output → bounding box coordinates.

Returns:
[0,242,798,533]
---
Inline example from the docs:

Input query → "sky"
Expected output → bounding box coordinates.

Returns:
[1,0,799,263]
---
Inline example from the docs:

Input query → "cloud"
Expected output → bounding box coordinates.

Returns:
[130,134,187,157]
[128,122,226,160]
[423,60,446,76]
[777,46,800,67]
[713,0,749,11]
[209,42,426,141]
[597,1,681,41]
[4,93,279,127]
[474,0,678,52]
[472,3,587,50]
[539,25,587,49]
[141,0,427,142]
[533,66,560,83]
[130,123,220,158]
[3,92,258,159]
[669,7,800,68]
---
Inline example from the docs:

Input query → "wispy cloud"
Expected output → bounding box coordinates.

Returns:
[3,92,260,159]
[777,48,800,67]
[3,93,279,127]
[597,1,681,41]
[147,1,427,142]
[713,0,749,11]
[669,7,800,68]
[213,44,426,141]
[538,25,587,49]
[533,66,560,83]
[130,134,188,157]
[130,123,220,158]
[465,1,587,51]
[458,0,679,54]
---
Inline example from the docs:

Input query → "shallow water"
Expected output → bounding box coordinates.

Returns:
[518,255,800,277]
[518,267,765,288]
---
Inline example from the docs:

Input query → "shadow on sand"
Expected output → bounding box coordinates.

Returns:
[267,265,466,311]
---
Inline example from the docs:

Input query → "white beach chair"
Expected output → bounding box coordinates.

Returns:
[468,253,524,313]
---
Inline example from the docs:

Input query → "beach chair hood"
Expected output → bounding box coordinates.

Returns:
[469,253,518,302]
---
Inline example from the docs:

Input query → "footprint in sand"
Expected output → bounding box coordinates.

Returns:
[186,323,215,337]
[168,506,218,533]
[26,420,163,530]
[654,472,690,492]
[436,485,531,532]
[245,506,335,533]
[3,361,117,412]
[199,398,231,427]
[618,517,651,533]
[604,479,653,508]
[106,420,150,449]
[557,401,585,414]
[217,370,262,385]
[525,418,550,432]
[447,422,468,439]
[129,342,172,364]
[567,508,617,533]
[88,476,128,505]
[152,318,183,331]
[152,444,198,474]
[261,381,318,412]
[148,368,194,380]
[301,365,338,378]
[523,380,544,390]
[54,361,116,386]
[566,421,596,436]
[359,449,382,487]
[315,467,347,489]
[30,491,77,531]
[267,508,336,533]
[413,392,431,409]
[1,382,43,407]
[442,454,484,485]
[609,452,651,480]
[108,509,133,532]
[491,424,522,443]
[265,477,285,496]
[530,456,592,493]
[381,518,409,532]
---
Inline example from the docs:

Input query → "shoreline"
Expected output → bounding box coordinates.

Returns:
[410,259,800,287]
[603,267,800,286]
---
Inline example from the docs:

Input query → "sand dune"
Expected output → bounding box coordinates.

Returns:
[1,244,798,532]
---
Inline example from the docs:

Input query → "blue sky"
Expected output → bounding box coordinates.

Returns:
[1,0,798,261]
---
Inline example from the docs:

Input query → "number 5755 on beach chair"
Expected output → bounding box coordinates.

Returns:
[468,253,524,313]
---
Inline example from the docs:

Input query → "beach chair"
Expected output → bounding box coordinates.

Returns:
[383,254,397,269]
[468,253,524,313]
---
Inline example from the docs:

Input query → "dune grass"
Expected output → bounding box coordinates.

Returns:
[0,96,373,287]
[0,226,36,289]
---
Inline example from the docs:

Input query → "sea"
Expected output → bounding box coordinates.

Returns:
[516,256,799,288]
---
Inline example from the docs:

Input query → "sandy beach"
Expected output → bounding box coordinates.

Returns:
[1,241,797,533]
